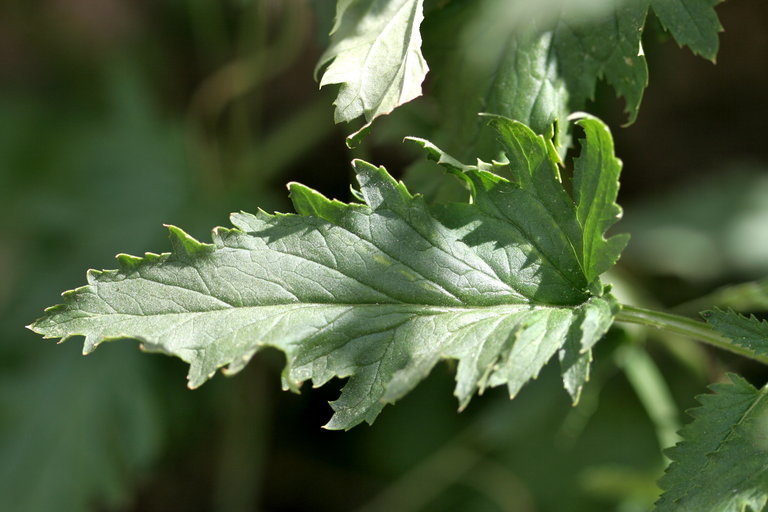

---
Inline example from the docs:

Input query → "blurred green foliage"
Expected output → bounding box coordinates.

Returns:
[2,1,767,511]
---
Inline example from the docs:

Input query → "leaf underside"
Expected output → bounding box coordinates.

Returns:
[31,117,625,429]
[317,0,428,143]
[656,374,768,512]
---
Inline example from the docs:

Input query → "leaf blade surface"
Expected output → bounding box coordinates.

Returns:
[656,374,768,512]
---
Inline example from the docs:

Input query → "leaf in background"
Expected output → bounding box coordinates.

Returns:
[702,308,768,358]
[31,117,626,430]
[483,31,571,153]
[319,0,725,148]
[414,0,576,166]
[317,0,428,143]
[552,0,649,124]
[0,68,189,512]
[413,0,724,167]
[0,344,160,512]
[656,374,768,511]
[469,0,723,124]
[649,0,723,61]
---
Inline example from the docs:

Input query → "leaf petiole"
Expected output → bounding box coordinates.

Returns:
[616,304,768,365]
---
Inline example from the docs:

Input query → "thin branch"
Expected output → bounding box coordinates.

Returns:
[616,304,768,365]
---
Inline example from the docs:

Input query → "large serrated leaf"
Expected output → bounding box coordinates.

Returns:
[31,117,626,430]
[656,374,768,512]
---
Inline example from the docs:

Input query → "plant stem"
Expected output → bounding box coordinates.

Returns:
[616,304,768,365]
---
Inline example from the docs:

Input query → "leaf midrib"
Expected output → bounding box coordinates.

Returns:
[70,302,568,318]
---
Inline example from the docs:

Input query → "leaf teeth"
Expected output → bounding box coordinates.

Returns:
[404,136,472,174]
[86,269,102,285]
[116,253,143,271]
[83,334,99,355]
[702,308,768,360]
[165,224,214,260]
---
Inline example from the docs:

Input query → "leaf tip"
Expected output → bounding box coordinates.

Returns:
[82,334,99,355]
[346,123,371,149]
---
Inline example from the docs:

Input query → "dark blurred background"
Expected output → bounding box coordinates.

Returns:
[1,1,767,511]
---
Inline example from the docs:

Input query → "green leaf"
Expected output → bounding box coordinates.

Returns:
[552,0,649,124]
[320,0,725,146]
[483,115,628,293]
[483,31,571,153]
[656,374,768,511]
[408,114,627,298]
[316,0,428,136]
[479,0,723,124]
[31,118,626,429]
[650,0,723,61]
[414,0,724,163]
[572,115,630,287]
[702,308,768,358]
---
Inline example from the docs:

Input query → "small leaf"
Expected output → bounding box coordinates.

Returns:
[656,374,768,511]
[650,0,724,61]
[31,117,626,429]
[317,0,428,130]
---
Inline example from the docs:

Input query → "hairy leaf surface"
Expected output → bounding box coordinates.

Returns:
[656,374,768,511]
[31,118,625,429]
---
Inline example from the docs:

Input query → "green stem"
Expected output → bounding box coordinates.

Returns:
[616,304,768,365]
